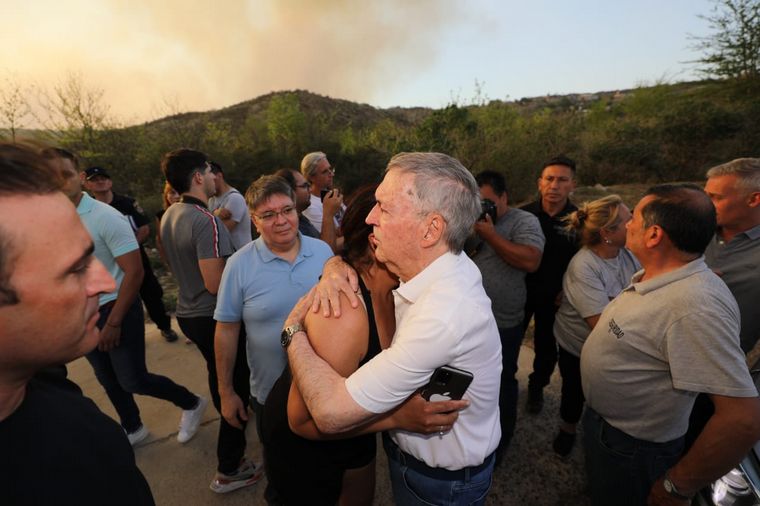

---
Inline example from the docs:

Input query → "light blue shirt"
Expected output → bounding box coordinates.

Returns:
[76,192,138,306]
[214,234,333,403]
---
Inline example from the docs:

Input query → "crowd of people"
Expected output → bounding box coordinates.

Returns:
[1,142,759,506]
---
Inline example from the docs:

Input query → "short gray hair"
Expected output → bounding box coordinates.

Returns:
[245,175,295,211]
[386,152,480,253]
[300,152,327,179]
[706,158,760,194]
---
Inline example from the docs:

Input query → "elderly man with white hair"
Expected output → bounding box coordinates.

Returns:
[283,152,502,505]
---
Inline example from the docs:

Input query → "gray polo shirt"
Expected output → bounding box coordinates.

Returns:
[160,197,234,318]
[471,207,545,329]
[554,247,640,357]
[581,258,756,442]
[705,224,760,353]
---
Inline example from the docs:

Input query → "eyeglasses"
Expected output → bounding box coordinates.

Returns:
[319,167,335,176]
[295,182,310,189]
[253,206,297,223]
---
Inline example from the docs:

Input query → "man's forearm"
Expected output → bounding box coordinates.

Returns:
[135,225,150,244]
[320,218,339,253]
[214,323,241,395]
[668,396,760,495]
[481,231,541,272]
[287,330,371,434]
[220,217,236,232]
[108,267,143,324]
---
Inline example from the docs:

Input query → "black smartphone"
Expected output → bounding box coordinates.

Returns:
[420,365,473,401]
[320,189,331,202]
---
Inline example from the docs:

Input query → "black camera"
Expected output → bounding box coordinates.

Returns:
[479,199,497,222]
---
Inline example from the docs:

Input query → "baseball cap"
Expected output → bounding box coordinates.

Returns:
[85,166,111,180]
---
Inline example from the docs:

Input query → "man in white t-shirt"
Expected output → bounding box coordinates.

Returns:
[300,151,343,252]
[208,162,251,250]
[283,152,501,505]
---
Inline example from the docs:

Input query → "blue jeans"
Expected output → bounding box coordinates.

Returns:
[383,433,494,506]
[497,324,523,458]
[86,298,198,433]
[583,408,683,506]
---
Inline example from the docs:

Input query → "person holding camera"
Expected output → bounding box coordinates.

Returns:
[469,170,545,465]
[300,151,345,253]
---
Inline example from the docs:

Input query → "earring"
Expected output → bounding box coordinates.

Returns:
[604,238,612,245]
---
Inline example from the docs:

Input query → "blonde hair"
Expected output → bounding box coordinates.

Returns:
[564,194,624,247]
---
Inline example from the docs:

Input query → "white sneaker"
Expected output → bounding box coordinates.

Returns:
[177,396,208,443]
[209,459,264,493]
[126,425,150,447]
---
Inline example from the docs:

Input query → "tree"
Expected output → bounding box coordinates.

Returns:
[34,72,112,155]
[266,93,307,160]
[0,74,32,142]
[692,0,760,79]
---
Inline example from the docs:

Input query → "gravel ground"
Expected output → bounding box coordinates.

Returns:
[483,338,590,506]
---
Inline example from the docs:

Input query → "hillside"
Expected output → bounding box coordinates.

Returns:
[6,78,758,214]
[139,90,431,136]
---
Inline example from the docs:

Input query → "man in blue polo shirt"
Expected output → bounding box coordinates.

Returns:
[214,175,332,438]
[50,148,207,447]
[84,165,180,343]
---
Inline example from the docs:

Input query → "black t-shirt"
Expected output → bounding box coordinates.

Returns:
[109,193,150,233]
[0,374,155,505]
[261,278,381,505]
[520,199,579,301]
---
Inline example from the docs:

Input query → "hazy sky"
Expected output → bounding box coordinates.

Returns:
[1,0,715,124]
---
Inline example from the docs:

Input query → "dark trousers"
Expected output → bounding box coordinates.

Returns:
[86,298,198,433]
[558,346,585,424]
[177,315,251,474]
[583,408,683,506]
[523,296,559,392]
[497,324,524,457]
[139,247,171,331]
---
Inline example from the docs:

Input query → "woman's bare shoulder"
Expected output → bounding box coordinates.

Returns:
[304,291,369,376]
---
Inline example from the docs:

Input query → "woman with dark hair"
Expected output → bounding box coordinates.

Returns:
[261,184,437,505]
[552,195,640,457]
[155,181,180,266]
